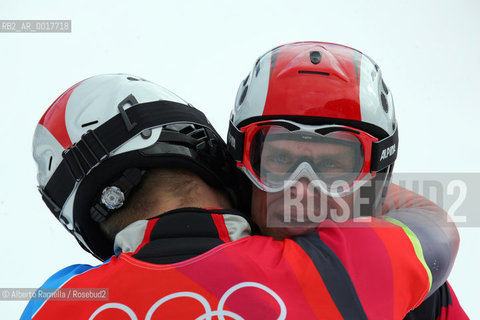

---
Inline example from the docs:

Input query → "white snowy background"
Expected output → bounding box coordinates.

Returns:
[1,0,479,318]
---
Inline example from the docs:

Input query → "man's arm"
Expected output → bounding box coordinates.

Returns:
[404,281,469,320]
[381,184,468,319]
[289,184,462,318]
[20,264,96,320]
[292,217,433,319]
[382,184,459,297]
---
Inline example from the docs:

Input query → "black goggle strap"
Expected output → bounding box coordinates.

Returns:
[370,127,398,172]
[227,120,245,163]
[41,100,213,220]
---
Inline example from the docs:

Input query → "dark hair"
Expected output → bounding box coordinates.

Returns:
[99,168,231,240]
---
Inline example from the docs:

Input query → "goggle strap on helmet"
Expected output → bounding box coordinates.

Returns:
[370,127,398,172]
[227,120,244,162]
[41,100,215,219]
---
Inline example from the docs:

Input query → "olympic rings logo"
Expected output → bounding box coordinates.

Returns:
[89,281,287,320]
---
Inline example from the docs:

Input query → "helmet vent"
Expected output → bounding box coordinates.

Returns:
[310,51,322,64]
[255,64,261,77]
[48,156,53,171]
[239,85,248,105]
[81,120,99,128]
[298,71,330,76]
[381,93,389,112]
[381,79,389,95]
[242,74,250,86]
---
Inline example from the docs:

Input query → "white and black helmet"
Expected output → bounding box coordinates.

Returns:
[34,74,238,260]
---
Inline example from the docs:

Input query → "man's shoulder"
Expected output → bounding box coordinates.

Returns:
[19,263,104,320]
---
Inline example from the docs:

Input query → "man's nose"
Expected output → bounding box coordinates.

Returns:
[289,178,320,201]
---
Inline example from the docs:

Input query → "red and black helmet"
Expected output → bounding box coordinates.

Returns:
[228,42,398,211]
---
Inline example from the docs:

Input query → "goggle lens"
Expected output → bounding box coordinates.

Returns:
[248,124,369,194]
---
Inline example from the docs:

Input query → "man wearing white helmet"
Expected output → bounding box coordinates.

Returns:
[227,41,468,319]
[21,73,459,319]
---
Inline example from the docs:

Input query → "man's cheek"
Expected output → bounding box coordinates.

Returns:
[265,198,282,225]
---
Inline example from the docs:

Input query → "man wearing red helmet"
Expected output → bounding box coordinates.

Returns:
[22,74,459,319]
[227,41,468,319]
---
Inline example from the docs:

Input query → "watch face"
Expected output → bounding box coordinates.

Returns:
[101,186,125,210]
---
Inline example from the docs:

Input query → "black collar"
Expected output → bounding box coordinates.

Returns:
[115,208,251,264]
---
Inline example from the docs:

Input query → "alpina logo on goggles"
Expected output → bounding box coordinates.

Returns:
[229,120,398,196]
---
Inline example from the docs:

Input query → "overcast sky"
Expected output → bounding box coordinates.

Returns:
[1,0,479,318]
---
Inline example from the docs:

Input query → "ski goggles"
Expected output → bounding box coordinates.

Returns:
[229,120,398,196]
